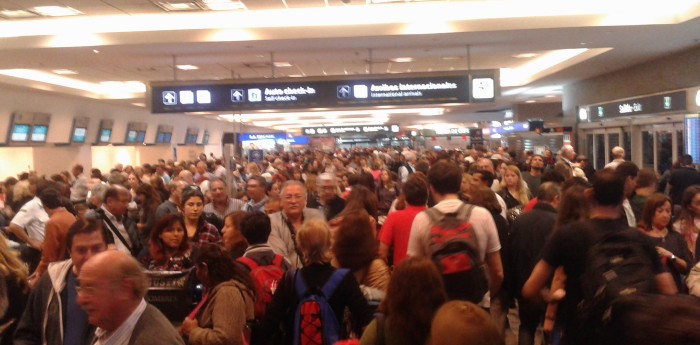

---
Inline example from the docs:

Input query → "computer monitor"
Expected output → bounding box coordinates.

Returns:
[126,130,137,143]
[10,124,30,142]
[30,125,48,142]
[72,127,87,143]
[136,131,146,143]
[99,129,111,143]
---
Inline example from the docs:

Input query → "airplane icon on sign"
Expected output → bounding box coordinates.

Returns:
[231,89,245,102]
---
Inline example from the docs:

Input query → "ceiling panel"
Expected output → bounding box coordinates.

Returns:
[240,0,285,11]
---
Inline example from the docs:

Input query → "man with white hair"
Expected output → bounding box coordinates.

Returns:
[306,173,345,221]
[267,181,325,268]
[553,145,577,180]
[398,151,417,183]
[604,146,626,170]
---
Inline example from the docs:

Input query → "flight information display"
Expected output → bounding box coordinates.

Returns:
[686,114,700,164]
[150,71,497,113]
[303,124,400,136]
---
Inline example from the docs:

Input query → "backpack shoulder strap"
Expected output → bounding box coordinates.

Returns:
[458,203,475,221]
[424,207,444,224]
[237,256,258,271]
[294,270,308,299]
[321,268,349,298]
[272,254,284,268]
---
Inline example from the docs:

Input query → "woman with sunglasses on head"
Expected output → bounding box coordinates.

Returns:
[181,187,221,248]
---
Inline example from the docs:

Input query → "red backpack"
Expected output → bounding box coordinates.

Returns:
[237,255,286,318]
[426,203,489,303]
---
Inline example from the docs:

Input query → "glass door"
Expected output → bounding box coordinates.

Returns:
[637,123,684,174]
[583,128,625,170]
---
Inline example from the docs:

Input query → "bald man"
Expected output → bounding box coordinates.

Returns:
[77,251,183,345]
[604,146,626,170]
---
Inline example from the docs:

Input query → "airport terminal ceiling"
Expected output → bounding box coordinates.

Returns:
[0,0,699,132]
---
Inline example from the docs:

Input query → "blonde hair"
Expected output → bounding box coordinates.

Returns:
[296,219,332,266]
[0,236,28,291]
[430,301,502,345]
[502,165,530,206]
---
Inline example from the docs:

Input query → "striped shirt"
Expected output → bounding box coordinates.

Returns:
[93,299,147,345]
[203,198,245,221]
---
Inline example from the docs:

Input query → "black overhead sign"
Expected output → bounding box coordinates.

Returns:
[149,71,497,113]
[590,91,686,120]
[303,124,400,136]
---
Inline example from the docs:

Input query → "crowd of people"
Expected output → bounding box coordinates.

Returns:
[0,144,699,345]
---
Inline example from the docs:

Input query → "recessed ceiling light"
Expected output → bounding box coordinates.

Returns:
[156,2,200,11]
[93,49,100,54]
[52,69,78,75]
[513,53,538,58]
[176,65,199,70]
[287,74,304,77]
[273,62,293,67]
[526,100,536,103]
[441,56,462,60]
[545,94,556,98]
[31,6,83,17]
[390,57,414,63]
[199,0,246,11]
[0,9,37,18]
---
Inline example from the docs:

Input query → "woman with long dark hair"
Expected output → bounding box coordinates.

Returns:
[181,187,221,248]
[673,186,700,261]
[359,257,446,345]
[134,183,162,247]
[639,193,690,292]
[139,214,193,271]
[333,211,390,292]
[180,243,254,345]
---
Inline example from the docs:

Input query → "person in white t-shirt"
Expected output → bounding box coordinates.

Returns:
[407,160,503,303]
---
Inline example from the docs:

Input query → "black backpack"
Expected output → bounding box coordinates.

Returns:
[577,229,657,340]
[426,203,489,303]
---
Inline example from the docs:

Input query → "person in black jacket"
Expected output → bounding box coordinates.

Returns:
[510,182,560,345]
[261,218,371,344]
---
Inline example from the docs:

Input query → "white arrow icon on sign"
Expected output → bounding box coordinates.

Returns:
[163,91,177,105]
[231,89,245,102]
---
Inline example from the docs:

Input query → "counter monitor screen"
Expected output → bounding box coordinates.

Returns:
[100,129,112,143]
[136,131,146,143]
[72,127,87,143]
[31,125,48,142]
[127,130,137,143]
[11,124,30,142]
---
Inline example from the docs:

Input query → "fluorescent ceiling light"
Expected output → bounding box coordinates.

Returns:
[52,69,78,75]
[31,6,83,17]
[0,1,696,39]
[0,69,95,92]
[157,2,200,11]
[500,49,588,87]
[513,53,538,58]
[273,62,293,67]
[176,64,200,70]
[390,57,414,63]
[200,0,246,11]
[526,100,536,103]
[0,9,36,18]
[0,69,146,99]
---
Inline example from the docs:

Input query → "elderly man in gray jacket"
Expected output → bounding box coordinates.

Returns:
[268,181,325,268]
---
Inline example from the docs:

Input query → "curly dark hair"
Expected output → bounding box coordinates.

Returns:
[332,211,377,272]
